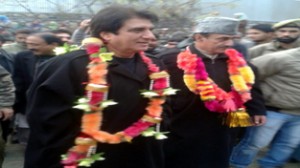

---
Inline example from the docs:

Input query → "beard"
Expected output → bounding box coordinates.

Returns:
[276,36,299,44]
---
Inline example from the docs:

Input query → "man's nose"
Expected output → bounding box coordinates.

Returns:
[282,31,293,36]
[143,30,155,39]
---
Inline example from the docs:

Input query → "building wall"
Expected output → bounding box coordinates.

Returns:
[208,0,300,22]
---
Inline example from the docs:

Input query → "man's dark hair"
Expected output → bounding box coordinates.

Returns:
[250,24,274,33]
[31,32,64,46]
[14,29,33,35]
[168,31,188,43]
[90,5,158,38]
[51,29,72,36]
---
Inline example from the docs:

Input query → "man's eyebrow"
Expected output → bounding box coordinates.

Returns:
[128,26,154,31]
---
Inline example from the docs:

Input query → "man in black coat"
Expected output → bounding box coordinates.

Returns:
[25,6,170,168]
[13,33,63,145]
[157,17,267,168]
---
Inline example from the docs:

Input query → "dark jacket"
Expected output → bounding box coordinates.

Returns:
[158,45,266,168]
[25,50,166,168]
[12,51,54,114]
[0,48,13,74]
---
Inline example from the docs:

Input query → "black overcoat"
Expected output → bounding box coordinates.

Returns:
[13,51,35,114]
[13,51,54,114]
[157,45,266,168]
[24,50,166,168]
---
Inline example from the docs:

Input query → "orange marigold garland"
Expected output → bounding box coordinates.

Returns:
[61,38,177,167]
[177,47,254,127]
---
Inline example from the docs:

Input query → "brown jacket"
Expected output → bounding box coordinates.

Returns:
[249,40,300,59]
[0,65,15,108]
[252,48,300,115]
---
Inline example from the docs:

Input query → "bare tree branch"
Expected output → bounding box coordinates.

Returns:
[15,0,39,19]
[81,0,99,14]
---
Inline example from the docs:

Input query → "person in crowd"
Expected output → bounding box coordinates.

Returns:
[12,32,63,146]
[164,31,188,49]
[158,16,266,168]
[0,65,15,167]
[0,35,14,144]
[145,33,163,56]
[30,20,42,32]
[2,29,32,57]
[2,29,32,144]
[230,47,300,168]
[157,28,170,45]
[249,18,300,59]
[52,29,73,44]
[246,24,274,46]
[232,36,249,60]
[233,13,254,49]
[24,5,174,168]
[46,21,59,31]
[234,13,248,37]
[0,35,13,73]
[0,26,13,44]
[0,15,10,25]
[71,19,91,45]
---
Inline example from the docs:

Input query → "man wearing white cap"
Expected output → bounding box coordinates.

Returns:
[159,17,266,168]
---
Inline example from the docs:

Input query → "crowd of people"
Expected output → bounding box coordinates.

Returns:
[0,5,300,168]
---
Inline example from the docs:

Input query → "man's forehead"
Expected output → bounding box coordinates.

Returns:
[26,36,45,43]
[124,18,154,26]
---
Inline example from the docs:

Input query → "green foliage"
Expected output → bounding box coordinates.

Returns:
[78,153,105,167]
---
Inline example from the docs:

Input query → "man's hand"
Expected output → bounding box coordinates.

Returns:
[79,19,91,30]
[252,115,267,126]
[0,107,14,121]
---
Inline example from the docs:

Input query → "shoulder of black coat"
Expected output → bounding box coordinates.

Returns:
[49,49,88,64]
[14,50,34,59]
[144,53,161,61]
[155,48,182,59]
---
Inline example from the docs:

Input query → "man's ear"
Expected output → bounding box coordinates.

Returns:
[100,32,112,42]
[193,33,205,42]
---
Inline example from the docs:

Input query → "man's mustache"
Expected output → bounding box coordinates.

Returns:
[29,49,38,52]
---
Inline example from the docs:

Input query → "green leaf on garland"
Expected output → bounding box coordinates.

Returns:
[154,132,169,140]
[99,47,108,53]
[99,53,114,61]
[140,90,159,98]
[53,47,67,55]
[78,153,105,167]
[73,97,90,112]
[73,104,90,112]
[163,88,179,95]
[142,127,156,137]
[100,100,118,108]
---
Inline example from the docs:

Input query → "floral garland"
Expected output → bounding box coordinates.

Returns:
[177,47,254,127]
[61,38,177,168]
[54,43,80,56]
